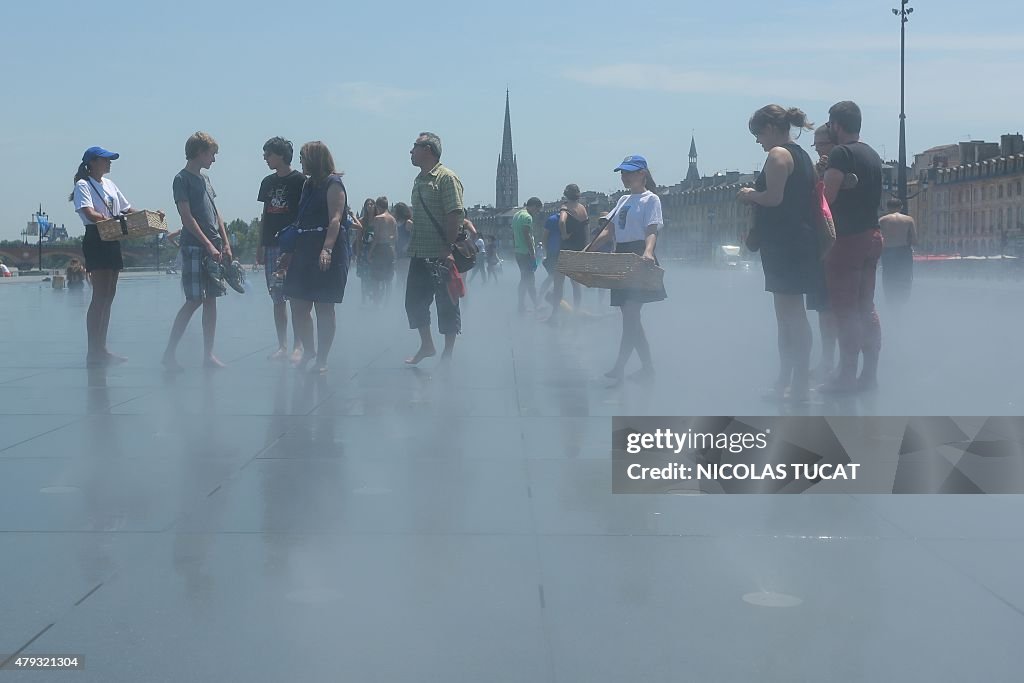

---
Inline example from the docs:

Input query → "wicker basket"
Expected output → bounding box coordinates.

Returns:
[97,210,168,242]
[556,250,665,290]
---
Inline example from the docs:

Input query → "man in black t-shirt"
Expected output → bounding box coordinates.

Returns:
[820,101,884,393]
[257,137,307,361]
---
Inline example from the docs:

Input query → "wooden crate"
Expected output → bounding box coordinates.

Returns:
[97,210,168,242]
[556,250,664,290]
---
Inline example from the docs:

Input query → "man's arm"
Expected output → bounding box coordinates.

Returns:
[256,203,267,264]
[444,209,463,246]
[907,217,918,247]
[440,174,465,252]
[823,168,845,205]
[520,216,535,258]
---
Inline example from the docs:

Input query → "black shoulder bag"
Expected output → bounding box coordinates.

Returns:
[417,185,476,272]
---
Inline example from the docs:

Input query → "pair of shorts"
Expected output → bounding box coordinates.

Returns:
[405,258,460,335]
[181,246,226,301]
[760,234,817,296]
[82,225,123,272]
[515,253,537,274]
[263,245,287,304]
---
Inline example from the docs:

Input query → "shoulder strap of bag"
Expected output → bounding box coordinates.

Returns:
[88,177,129,234]
[87,178,115,219]
[292,179,317,225]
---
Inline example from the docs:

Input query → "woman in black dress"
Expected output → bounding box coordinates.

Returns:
[737,105,818,402]
[282,141,349,374]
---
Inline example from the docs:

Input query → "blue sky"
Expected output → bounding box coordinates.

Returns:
[1,0,1020,240]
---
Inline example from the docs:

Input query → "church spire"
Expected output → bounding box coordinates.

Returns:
[685,134,700,185]
[501,89,514,161]
[496,90,519,209]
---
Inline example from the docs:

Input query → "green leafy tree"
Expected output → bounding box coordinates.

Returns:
[226,217,261,262]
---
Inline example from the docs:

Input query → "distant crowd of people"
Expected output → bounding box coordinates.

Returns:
[68,99,911,396]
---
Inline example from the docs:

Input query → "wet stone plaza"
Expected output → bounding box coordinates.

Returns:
[1,264,1023,681]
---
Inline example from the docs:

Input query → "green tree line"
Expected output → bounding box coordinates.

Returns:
[1,216,262,270]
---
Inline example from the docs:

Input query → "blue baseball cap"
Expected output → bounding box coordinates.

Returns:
[613,155,648,172]
[82,146,119,162]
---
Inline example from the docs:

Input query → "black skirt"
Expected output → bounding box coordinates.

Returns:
[82,225,123,272]
[759,229,817,296]
[609,240,667,307]
[282,230,348,303]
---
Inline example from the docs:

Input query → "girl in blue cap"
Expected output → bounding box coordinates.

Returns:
[70,146,160,366]
[586,155,667,383]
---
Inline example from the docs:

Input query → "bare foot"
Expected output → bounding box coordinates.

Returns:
[86,353,108,367]
[816,379,857,394]
[290,347,305,364]
[292,353,314,370]
[310,364,328,375]
[268,347,287,361]
[203,355,226,369]
[604,367,624,380]
[162,355,184,372]
[627,367,655,384]
[104,351,128,364]
[405,347,437,365]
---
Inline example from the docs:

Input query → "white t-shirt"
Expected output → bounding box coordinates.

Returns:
[73,177,131,226]
[474,237,485,254]
[605,191,663,243]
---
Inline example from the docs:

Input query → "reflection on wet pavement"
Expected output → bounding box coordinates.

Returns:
[1,268,1022,680]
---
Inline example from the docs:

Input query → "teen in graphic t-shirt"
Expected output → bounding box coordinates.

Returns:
[257,137,306,362]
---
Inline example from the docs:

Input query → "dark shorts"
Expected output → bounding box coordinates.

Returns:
[405,258,460,335]
[760,232,817,296]
[370,245,396,281]
[82,225,123,272]
[515,253,537,275]
[609,240,667,307]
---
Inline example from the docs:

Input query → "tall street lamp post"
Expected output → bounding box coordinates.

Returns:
[893,0,914,215]
[35,205,48,272]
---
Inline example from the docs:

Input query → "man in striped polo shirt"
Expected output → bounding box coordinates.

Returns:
[405,131,465,365]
